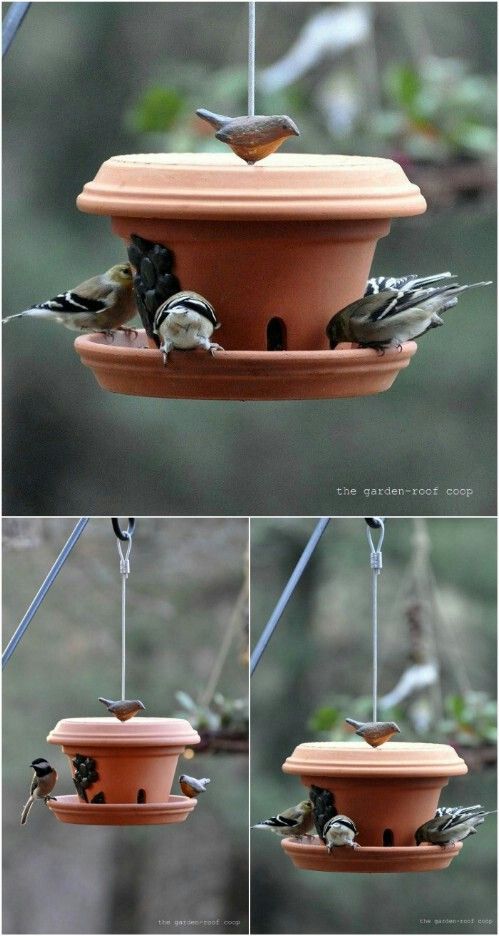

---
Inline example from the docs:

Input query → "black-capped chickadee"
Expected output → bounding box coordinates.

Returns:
[98,697,145,721]
[21,758,57,826]
[179,775,211,798]
[323,814,359,852]
[152,291,223,364]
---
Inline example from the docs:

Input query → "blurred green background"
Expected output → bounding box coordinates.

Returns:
[2,2,496,516]
[250,517,496,934]
[3,517,248,934]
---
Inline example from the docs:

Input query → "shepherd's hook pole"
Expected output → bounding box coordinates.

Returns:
[251,517,330,675]
[2,518,90,669]
[3,2,31,58]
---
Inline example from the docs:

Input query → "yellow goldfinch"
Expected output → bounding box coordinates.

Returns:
[3,263,136,333]
[252,799,314,838]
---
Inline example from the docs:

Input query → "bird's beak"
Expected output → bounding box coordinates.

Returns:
[287,118,300,136]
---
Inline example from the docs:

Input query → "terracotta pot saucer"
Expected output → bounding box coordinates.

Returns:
[74,330,417,401]
[282,836,463,873]
[47,793,196,826]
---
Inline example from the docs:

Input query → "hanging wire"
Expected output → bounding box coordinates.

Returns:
[2,2,31,59]
[111,519,135,699]
[2,518,90,669]
[366,518,385,721]
[248,1,256,116]
[251,517,330,675]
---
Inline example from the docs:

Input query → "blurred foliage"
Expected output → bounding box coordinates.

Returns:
[373,59,496,161]
[309,690,497,748]
[175,690,248,734]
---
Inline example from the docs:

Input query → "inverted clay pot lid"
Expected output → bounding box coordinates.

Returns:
[281,837,463,873]
[74,331,417,401]
[48,793,196,826]
[76,152,427,221]
[47,716,200,747]
[283,742,468,778]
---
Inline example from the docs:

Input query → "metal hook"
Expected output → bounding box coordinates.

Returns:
[111,518,136,541]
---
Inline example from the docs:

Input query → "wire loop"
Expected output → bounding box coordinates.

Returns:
[111,518,136,541]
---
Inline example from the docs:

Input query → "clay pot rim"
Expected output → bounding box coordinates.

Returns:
[77,152,426,221]
[47,716,200,747]
[283,741,468,778]
[48,793,196,825]
[281,837,463,856]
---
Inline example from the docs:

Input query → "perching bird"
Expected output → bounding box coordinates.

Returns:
[21,758,57,826]
[326,279,492,351]
[252,799,314,838]
[323,814,359,852]
[365,271,454,296]
[345,717,401,748]
[309,785,337,842]
[415,805,497,847]
[179,775,211,798]
[3,264,137,334]
[196,108,300,164]
[98,698,145,722]
[152,291,223,364]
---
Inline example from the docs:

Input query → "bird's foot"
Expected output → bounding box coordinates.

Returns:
[98,329,115,341]
[208,342,224,356]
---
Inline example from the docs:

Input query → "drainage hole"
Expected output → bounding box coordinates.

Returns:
[383,828,394,847]
[267,317,287,351]
[137,789,146,804]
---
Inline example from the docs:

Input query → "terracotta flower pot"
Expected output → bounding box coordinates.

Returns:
[75,153,425,401]
[47,716,200,826]
[281,741,468,873]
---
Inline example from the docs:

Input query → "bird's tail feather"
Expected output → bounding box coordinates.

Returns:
[2,312,27,324]
[196,108,229,130]
[98,697,113,706]
[345,718,362,729]
[20,797,34,826]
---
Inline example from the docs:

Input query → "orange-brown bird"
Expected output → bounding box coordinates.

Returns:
[179,774,211,798]
[98,698,145,722]
[196,108,300,164]
[345,717,400,748]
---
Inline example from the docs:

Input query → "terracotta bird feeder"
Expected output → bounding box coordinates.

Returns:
[281,741,468,873]
[46,716,200,826]
[74,152,425,400]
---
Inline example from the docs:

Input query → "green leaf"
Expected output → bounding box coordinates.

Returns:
[385,65,422,110]
[309,705,341,732]
[128,86,185,133]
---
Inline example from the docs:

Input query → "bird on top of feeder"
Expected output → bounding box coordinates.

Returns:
[2,264,137,334]
[98,697,145,722]
[179,774,211,798]
[345,717,401,748]
[326,278,492,351]
[323,815,360,852]
[252,799,314,838]
[309,785,337,842]
[20,758,58,826]
[196,108,300,165]
[415,805,497,847]
[152,291,223,364]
